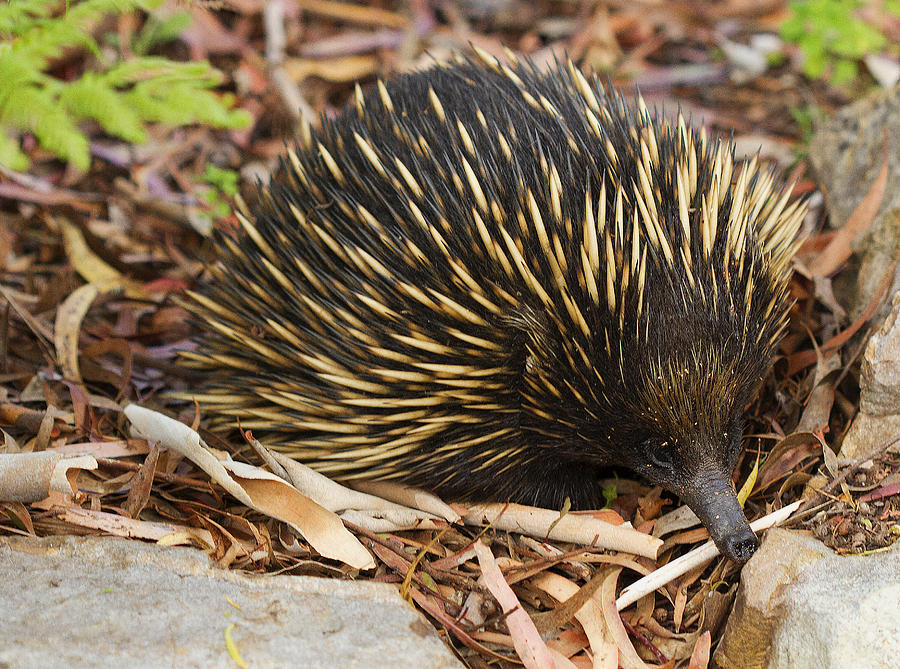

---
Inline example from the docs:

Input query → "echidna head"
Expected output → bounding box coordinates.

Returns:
[531,301,766,560]
[622,352,761,562]
[515,249,773,562]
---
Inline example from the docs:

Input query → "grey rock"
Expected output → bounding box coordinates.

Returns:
[859,293,900,415]
[715,528,832,669]
[808,83,900,319]
[840,410,900,461]
[841,294,900,459]
[0,535,461,669]
[715,528,900,669]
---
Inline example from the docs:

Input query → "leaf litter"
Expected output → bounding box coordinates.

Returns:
[1,1,897,666]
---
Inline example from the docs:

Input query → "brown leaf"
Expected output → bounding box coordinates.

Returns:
[599,566,652,669]
[687,630,711,669]
[473,540,556,669]
[1,501,35,534]
[123,443,160,518]
[787,260,897,375]
[295,0,410,28]
[808,141,889,277]
[756,432,823,492]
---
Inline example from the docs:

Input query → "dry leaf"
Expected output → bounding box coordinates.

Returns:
[58,218,121,284]
[598,567,651,669]
[687,630,711,669]
[123,443,160,518]
[349,479,460,522]
[808,144,889,277]
[124,404,375,570]
[54,282,117,383]
[268,449,430,516]
[284,55,378,82]
[295,0,409,28]
[223,459,375,569]
[63,506,214,546]
[0,451,97,502]
[533,571,618,669]
[473,540,557,669]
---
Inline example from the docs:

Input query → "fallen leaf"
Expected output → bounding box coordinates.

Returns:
[296,0,410,28]
[598,567,651,669]
[687,630,711,669]
[462,503,662,558]
[124,404,375,569]
[63,506,214,546]
[54,282,120,383]
[0,452,97,503]
[533,571,618,669]
[808,142,889,277]
[473,540,557,669]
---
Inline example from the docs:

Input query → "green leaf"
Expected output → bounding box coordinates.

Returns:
[6,86,91,169]
[802,42,828,79]
[0,131,29,170]
[200,164,240,196]
[831,58,858,85]
[59,72,146,143]
[132,11,191,55]
[601,483,617,508]
[0,1,251,170]
[782,0,892,86]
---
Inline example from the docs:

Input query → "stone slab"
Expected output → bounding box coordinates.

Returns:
[0,535,461,669]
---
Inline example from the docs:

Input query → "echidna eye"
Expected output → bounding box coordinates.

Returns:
[650,451,673,470]
[644,440,674,470]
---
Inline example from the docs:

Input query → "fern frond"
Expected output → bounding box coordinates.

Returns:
[0,132,29,171]
[0,0,57,36]
[60,72,146,143]
[4,85,90,169]
[0,0,249,171]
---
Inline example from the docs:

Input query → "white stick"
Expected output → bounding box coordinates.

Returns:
[462,503,663,560]
[615,500,802,611]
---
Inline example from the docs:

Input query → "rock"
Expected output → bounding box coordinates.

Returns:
[807,83,900,319]
[840,294,900,459]
[860,293,900,414]
[839,411,900,461]
[0,535,461,669]
[715,528,900,669]
[714,529,831,669]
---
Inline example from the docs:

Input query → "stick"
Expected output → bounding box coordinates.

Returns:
[615,500,802,610]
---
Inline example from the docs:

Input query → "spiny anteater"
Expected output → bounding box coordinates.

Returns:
[182,51,805,562]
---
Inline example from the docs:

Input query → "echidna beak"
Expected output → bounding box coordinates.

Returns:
[679,468,758,563]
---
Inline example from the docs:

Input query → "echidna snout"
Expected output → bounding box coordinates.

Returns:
[183,52,806,564]
[678,467,758,562]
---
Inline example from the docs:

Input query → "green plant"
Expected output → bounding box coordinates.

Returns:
[197,164,239,219]
[780,0,900,86]
[0,0,250,171]
[601,482,617,509]
[789,103,823,145]
[131,9,192,56]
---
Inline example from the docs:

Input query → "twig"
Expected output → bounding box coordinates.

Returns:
[462,503,662,559]
[622,617,668,665]
[615,501,802,611]
[264,0,316,124]
[342,519,489,595]
[95,457,211,488]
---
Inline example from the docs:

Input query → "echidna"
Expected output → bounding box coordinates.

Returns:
[182,51,805,562]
